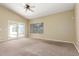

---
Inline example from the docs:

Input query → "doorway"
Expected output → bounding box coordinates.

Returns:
[8,21,25,39]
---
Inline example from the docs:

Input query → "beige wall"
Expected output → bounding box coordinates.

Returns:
[29,10,75,43]
[75,4,79,52]
[0,6,28,41]
[0,5,76,44]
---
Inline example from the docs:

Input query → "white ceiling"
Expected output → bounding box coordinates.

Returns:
[0,3,74,19]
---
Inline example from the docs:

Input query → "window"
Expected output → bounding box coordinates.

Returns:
[8,21,25,39]
[30,23,43,33]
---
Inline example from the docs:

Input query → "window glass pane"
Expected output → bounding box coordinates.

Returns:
[18,23,25,37]
[8,23,17,39]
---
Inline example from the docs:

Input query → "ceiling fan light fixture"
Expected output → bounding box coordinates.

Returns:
[24,4,35,12]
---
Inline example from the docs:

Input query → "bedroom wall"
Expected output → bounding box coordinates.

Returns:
[0,6,29,41]
[29,10,75,43]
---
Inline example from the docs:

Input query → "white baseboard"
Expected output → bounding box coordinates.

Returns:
[0,39,9,43]
[0,37,27,43]
[34,38,73,44]
[47,39,73,44]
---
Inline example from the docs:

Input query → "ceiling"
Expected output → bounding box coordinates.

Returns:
[0,3,75,19]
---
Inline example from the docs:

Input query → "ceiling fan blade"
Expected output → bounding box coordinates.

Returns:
[28,8,34,12]
[25,8,28,12]
[30,6,35,8]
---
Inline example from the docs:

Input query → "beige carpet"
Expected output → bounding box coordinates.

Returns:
[0,38,78,56]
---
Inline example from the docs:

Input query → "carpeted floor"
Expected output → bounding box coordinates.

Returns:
[0,38,79,56]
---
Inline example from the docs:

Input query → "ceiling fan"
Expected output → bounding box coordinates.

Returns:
[24,4,35,12]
